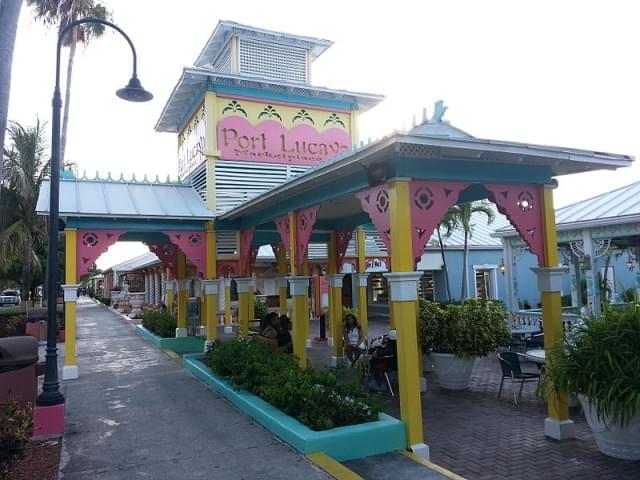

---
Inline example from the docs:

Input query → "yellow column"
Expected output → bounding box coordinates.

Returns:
[223,278,233,332]
[287,276,310,368]
[355,274,369,338]
[537,185,574,440]
[384,178,427,457]
[327,232,337,339]
[176,250,188,336]
[276,243,288,315]
[236,278,251,337]
[327,274,344,365]
[62,229,79,380]
[204,226,218,343]
[248,278,255,322]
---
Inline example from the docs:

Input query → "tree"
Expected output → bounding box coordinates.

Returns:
[0,120,49,301]
[27,0,109,167]
[446,201,495,299]
[435,210,459,302]
[0,0,23,187]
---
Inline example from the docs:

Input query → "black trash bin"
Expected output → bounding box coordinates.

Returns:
[0,336,39,405]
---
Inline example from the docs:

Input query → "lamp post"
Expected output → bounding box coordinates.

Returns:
[37,18,152,406]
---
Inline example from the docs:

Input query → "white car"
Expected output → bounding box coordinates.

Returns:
[0,289,21,306]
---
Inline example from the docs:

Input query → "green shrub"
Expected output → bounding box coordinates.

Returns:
[254,298,268,321]
[419,298,511,358]
[545,304,640,426]
[205,338,382,430]
[0,315,27,338]
[0,307,24,318]
[342,306,358,321]
[141,311,176,338]
[0,398,32,480]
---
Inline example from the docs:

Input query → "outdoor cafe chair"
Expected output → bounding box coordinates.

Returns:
[497,351,541,406]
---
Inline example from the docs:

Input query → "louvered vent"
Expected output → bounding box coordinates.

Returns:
[308,242,327,260]
[215,161,311,214]
[366,232,388,256]
[214,47,232,73]
[239,38,308,83]
[217,231,238,257]
[188,163,207,203]
[346,235,357,257]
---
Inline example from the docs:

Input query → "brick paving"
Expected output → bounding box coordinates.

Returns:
[308,316,639,479]
[387,355,639,480]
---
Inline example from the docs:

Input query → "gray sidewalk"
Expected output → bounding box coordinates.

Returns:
[59,298,332,479]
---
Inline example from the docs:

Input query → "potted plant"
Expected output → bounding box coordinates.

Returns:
[544,305,640,460]
[419,299,511,390]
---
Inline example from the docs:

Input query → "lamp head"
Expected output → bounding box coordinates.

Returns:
[116,76,153,102]
[499,258,506,274]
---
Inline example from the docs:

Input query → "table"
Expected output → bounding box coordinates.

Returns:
[525,349,546,364]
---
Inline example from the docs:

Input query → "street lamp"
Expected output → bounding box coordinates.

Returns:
[37,17,152,406]
[499,258,506,275]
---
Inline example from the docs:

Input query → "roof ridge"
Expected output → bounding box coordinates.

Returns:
[556,180,640,212]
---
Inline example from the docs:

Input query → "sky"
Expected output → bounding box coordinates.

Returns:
[8,0,640,269]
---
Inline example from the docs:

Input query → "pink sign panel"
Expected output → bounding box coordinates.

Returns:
[218,117,351,165]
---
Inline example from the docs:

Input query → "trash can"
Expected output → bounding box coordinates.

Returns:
[0,336,39,405]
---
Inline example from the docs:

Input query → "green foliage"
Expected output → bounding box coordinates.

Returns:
[342,306,358,321]
[0,398,32,480]
[0,307,23,318]
[254,298,268,321]
[621,287,637,303]
[94,294,110,306]
[205,338,382,431]
[419,298,511,358]
[545,304,640,426]
[141,311,176,338]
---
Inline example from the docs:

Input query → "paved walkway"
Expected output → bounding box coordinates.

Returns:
[59,298,332,479]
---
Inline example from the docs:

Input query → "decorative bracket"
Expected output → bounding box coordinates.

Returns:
[485,183,546,265]
[274,215,291,254]
[409,180,469,268]
[296,205,321,273]
[76,230,125,279]
[335,229,354,272]
[162,230,207,276]
[239,227,256,276]
[355,185,391,254]
[146,242,178,275]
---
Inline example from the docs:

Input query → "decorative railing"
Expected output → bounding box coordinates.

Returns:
[508,309,582,332]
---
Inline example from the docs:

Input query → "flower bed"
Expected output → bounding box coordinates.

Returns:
[183,352,406,461]
[135,325,205,354]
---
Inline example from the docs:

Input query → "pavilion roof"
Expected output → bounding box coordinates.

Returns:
[103,252,160,273]
[36,176,214,221]
[218,130,633,224]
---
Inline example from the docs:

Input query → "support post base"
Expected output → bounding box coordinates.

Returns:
[175,328,188,337]
[62,365,78,380]
[331,356,346,368]
[544,418,576,440]
[223,325,233,334]
[327,337,334,347]
[197,326,206,336]
[410,443,430,461]
[305,339,312,348]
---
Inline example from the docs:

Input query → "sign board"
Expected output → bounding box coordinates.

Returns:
[178,104,207,179]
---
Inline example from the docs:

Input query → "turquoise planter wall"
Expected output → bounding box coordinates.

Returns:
[135,325,205,354]
[183,353,407,461]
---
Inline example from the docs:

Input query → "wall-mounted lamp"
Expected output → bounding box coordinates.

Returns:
[627,254,635,272]
[499,258,506,275]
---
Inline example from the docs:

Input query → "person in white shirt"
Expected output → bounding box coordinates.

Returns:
[343,313,363,366]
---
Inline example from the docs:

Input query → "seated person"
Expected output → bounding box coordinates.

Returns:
[368,330,397,390]
[277,315,293,353]
[343,313,363,366]
[257,312,280,350]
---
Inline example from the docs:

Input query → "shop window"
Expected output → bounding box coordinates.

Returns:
[418,272,435,300]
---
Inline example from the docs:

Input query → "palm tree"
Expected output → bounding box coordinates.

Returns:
[436,210,459,302]
[0,0,24,186]
[27,0,109,166]
[0,120,49,302]
[446,201,495,299]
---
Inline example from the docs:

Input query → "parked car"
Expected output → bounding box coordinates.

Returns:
[0,289,22,306]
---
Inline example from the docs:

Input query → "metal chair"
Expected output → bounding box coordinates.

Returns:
[369,354,398,396]
[497,352,541,406]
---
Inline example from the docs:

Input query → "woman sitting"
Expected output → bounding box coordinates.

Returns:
[258,312,280,350]
[277,315,293,353]
[343,313,363,366]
